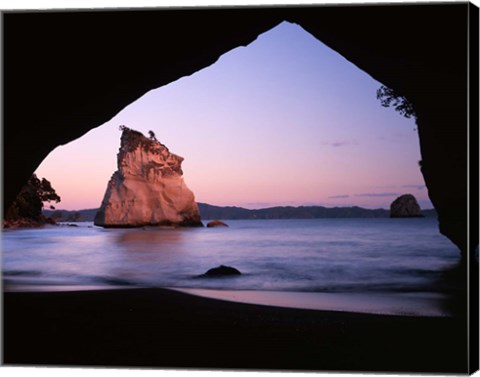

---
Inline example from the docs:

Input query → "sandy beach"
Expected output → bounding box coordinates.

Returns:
[3,287,468,373]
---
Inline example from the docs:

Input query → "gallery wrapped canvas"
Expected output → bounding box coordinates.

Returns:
[2,1,478,375]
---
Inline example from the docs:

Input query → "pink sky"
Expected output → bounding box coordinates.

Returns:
[35,22,432,211]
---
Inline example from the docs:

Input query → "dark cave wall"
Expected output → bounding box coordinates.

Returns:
[286,4,472,255]
[2,7,284,216]
[3,4,478,257]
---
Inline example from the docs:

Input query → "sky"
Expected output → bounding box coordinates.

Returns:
[35,21,432,211]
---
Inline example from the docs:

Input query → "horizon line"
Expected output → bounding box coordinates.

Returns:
[44,202,436,212]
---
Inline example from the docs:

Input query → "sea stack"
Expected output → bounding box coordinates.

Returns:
[390,194,423,218]
[94,126,202,228]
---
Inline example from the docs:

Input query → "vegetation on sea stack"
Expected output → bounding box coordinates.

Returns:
[3,174,61,227]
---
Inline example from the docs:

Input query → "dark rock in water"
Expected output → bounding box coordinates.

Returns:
[205,265,241,277]
[390,194,423,218]
[206,220,229,228]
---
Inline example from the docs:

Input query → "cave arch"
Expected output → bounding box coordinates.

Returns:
[3,4,478,258]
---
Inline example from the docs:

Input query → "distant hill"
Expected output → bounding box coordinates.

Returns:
[198,203,392,219]
[43,208,98,222]
[44,204,437,222]
[199,204,437,219]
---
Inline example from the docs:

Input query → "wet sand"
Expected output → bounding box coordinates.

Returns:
[172,287,453,316]
[3,287,468,373]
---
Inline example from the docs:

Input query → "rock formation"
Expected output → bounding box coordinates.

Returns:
[206,220,229,228]
[204,265,241,277]
[390,194,423,218]
[94,127,202,228]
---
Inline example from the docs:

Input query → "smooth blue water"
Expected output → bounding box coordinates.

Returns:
[2,218,463,315]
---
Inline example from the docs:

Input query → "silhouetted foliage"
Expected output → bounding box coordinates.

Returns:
[148,130,157,141]
[376,85,416,119]
[5,174,61,223]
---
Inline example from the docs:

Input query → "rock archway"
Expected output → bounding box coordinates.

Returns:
[3,4,478,258]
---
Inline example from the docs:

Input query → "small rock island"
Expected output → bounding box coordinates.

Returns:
[206,220,229,228]
[390,194,423,218]
[94,126,203,228]
[204,265,241,277]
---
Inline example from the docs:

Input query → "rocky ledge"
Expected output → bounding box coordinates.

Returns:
[94,127,202,228]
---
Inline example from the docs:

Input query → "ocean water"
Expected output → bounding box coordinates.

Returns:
[2,218,464,316]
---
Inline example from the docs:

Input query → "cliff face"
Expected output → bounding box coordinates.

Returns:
[94,128,202,227]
